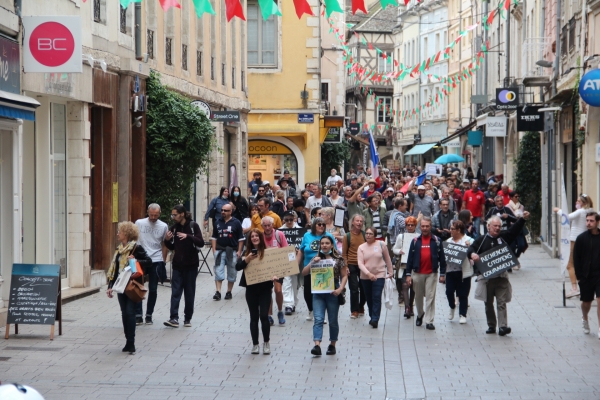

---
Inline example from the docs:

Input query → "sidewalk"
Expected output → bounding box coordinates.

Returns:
[1,245,599,400]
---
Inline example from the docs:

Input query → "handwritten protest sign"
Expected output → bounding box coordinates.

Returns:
[245,246,298,285]
[442,242,469,270]
[279,228,307,250]
[311,260,335,293]
[474,244,517,279]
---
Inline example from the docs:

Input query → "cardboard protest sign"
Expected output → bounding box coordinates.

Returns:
[279,228,307,250]
[400,233,418,263]
[245,246,298,285]
[474,244,518,279]
[442,242,469,270]
[311,259,335,293]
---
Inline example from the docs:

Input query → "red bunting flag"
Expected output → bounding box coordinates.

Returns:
[293,0,314,18]
[352,0,367,14]
[159,0,181,10]
[225,0,245,20]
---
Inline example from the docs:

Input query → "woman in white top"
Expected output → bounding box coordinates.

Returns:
[554,194,594,298]
[242,204,259,234]
[392,216,418,318]
[445,220,474,324]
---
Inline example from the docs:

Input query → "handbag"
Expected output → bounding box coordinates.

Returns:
[208,202,217,219]
[129,258,143,280]
[124,278,147,302]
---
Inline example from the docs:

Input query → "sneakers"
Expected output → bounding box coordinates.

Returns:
[136,317,144,326]
[486,327,496,334]
[145,316,153,325]
[224,291,232,300]
[566,289,580,298]
[163,319,179,328]
[285,307,293,315]
[263,342,271,355]
[583,319,591,334]
[350,312,358,319]
[213,291,221,300]
[184,320,192,327]
[448,308,455,321]
[268,316,274,326]
[326,344,336,355]
[306,311,313,321]
[311,345,322,356]
[251,344,260,354]
[358,307,365,316]
[277,311,286,325]
[459,315,467,324]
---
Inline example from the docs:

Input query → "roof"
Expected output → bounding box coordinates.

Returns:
[346,2,398,33]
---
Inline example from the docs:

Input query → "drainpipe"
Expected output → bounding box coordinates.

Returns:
[135,2,142,60]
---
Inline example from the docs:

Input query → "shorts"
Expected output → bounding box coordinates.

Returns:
[578,277,600,302]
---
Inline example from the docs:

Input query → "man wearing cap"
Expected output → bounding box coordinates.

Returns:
[248,172,263,197]
[277,170,296,190]
[325,168,343,187]
[279,178,297,201]
[407,183,435,217]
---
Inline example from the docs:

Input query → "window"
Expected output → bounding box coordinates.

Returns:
[247,1,277,66]
[222,63,226,85]
[232,67,236,88]
[211,56,215,80]
[378,97,392,123]
[241,70,245,92]
[197,50,203,76]
[378,51,392,73]
[423,37,428,58]
[435,33,440,53]
[165,37,172,65]
[147,30,154,59]
[321,82,329,101]
[569,18,575,51]
[94,0,102,23]
[182,45,188,70]
[120,5,127,33]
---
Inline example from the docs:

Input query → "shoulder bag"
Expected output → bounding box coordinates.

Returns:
[124,244,148,302]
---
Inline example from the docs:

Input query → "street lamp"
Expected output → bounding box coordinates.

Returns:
[536,60,553,68]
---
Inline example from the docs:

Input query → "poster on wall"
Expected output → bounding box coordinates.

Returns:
[249,156,267,170]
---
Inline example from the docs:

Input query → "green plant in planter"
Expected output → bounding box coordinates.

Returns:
[146,70,217,222]
[513,131,542,241]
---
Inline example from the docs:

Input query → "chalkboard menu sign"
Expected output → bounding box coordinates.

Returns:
[7,264,60,325]
[279,228,308,250]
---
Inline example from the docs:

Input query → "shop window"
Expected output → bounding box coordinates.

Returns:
[52,104,68,279]
[247,1,278,67]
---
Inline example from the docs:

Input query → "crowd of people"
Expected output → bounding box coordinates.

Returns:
[106,162,542,355]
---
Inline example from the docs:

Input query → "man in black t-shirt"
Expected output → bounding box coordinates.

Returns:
[211,204,244,301]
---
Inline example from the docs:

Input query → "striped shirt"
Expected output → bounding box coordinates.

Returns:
[372,210,382,239]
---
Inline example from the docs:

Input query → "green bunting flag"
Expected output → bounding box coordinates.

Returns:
[192,0,216,17]
[324,0,343,17]
[120,0,141,8]
[258,0,281,20]
[380,0,397,8]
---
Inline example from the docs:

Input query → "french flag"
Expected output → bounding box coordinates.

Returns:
[368,131,379,180]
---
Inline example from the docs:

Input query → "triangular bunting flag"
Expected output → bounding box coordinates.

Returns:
[120,0,142,8]
[324,0,343,17]
[159,0,181,10]
[352,0,368,14]
[192,0,215,17]
[380,0,397,8]
[258,0,281,20]
[225,0,245,20]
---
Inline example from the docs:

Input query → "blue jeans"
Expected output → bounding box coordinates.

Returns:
[312,293,340,342]
[361,278,385,322]
[135,261,162,318]
[472,217,482,239]
[169,268,198,322]
[117,293,136,342]
[214,249,238,282]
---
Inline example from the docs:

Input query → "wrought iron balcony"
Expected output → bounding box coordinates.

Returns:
[522,37,552,87]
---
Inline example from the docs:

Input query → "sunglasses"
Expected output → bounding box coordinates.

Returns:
[284,219,294,222]
[315,223,325,226]
[406,224,415,227]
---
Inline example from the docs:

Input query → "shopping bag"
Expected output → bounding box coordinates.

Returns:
[113,266,132,294]
[383,278,395,310]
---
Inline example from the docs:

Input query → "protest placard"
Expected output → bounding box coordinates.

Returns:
[279,228,307,250]
[442,242,469,270]
[311,259,335,293]
[400,233,419,263]
[245,246,298,285]
[474,244,518,279]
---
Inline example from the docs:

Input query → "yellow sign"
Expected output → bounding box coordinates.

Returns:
[112,182,118,223]
[245,246,298,285]
[248,140,292,155]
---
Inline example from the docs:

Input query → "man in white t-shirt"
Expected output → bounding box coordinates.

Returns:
[306,184,332,211]
[325,169,343,187]
[135,203,169,325]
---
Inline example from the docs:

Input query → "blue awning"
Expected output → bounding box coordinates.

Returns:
[0,90,40,121]
[404,143,436,156]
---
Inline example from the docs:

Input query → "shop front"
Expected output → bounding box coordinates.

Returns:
[247,140,300,187]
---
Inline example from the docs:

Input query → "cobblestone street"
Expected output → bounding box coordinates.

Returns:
[1,245,599,400]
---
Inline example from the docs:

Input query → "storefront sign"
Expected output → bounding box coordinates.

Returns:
[298,113,314,123]
[517,106,544,131]
[348,123,360,135]
[0,36,20,94]
[495,88,519,110]
[212,110,240,122]
[324,127,342,143]
[44,73,75,97]
[414,134,421,143]
[23,16,82,73]
[443,139,460,147]
[561,106,573,143]
[248,140,292,155]
[191,100,211,118]
[485,116,507,137]
[579,69,600,107]
[474,244,518,279]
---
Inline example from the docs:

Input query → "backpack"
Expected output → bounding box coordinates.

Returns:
[190,222,202,252]
[345,231,366,259]
[388,210,401,231]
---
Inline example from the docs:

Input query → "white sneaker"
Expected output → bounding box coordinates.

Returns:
[459,315,467,324]
[306,311,313,321]
[263,342,271,355]
[251,344,260,354]
[566,289,580,298]
[583,319,590,334]
[324,319,328,324]
[448,308,455,321]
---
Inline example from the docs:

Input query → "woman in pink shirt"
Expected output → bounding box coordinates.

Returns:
[357,227,394,328]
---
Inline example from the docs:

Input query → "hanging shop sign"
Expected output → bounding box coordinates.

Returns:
[579,69,600,107]
[0,36,20,93]
[495,88,519,110]
[212,110,240,122]
[191,100,211,118]
[467,130,483,146]
[516,106,544,131]
[485,116,507,137]
[324,127,342,143]
[248,140,292,155]
[348,123,360,135]
[23,16,82,73]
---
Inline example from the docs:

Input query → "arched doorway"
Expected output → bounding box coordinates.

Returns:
[247,138,303,188]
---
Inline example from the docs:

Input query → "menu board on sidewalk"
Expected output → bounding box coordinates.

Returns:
[7,264,60,325]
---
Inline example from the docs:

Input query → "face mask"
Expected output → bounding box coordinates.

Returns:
[319,250,332,257]
[233,192,240,197]
[222,195,228,200]
[576,203,581,210]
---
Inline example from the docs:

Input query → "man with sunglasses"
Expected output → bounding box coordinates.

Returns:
[211,204,245,301]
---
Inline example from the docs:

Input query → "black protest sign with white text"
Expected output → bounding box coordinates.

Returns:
[442,242,469,270]
[279,228,308,250]
[474,244,518,279]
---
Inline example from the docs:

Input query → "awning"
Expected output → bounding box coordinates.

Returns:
[546,88,576,105]
[405,143,436,156]
[0,90,40,121]
[441,119,477,143]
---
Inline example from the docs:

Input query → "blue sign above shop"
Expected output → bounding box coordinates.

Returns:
[298,113,314,123]
[0,36,20,94]
[579,69,600,107]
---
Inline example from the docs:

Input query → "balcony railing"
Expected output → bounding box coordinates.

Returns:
[522,37,552,87]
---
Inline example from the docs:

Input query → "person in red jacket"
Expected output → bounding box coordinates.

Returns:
[497,184,511,206]
[462,180,486,239]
